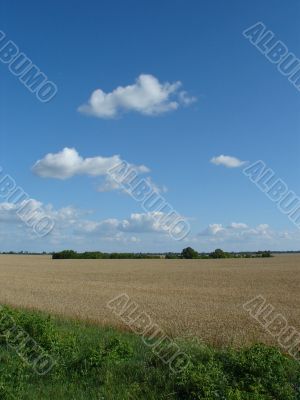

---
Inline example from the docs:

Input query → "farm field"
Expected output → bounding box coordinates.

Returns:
[0,254,299,348]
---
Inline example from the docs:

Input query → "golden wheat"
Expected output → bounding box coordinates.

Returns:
[0,254,299,347]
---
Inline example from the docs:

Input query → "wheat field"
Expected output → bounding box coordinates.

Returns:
[0,254,299,347]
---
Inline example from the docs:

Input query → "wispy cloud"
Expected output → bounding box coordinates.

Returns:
[210,155,246,168]
[78,74,196,118]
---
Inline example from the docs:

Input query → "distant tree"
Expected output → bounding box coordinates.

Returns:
[181,247,199,259]
[52,250,162,260]
[52,250,78,259]
[165,252,179,259]
[198,252,209,259]
[261,250,272,258]
[210,248,227,259]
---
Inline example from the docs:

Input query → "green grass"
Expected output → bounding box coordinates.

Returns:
[0,306,299,399]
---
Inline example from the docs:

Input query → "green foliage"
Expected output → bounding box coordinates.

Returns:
[165,252,180,259]
[181,247,199,259]
[52,249,273,260]
[52,250,161,259]
[209,248,230,259]
[157,343,300,400]
[0,307,299,399]
[52,250,78,259]
[260,251,272,258]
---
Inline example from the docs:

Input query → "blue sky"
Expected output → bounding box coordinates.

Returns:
[1,0,300,252]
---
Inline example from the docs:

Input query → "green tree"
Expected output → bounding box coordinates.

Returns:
[181,247,199,259]
[52,250,78,259]
[261,250,272,257]
[210,248,227,259]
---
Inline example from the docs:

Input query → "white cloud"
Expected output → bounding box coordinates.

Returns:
[210,155,246,168]
[191,221,300,252]
[96,175,167,194]
[32,147,149,180]
[0,199,46,224]
[78,74,196,118]
[121,212,169,233]
[200,224,225,236]
[0,200,299,253]
[228,222,248,229]
[198,222,275,243]
[32,148,168,197]
[77,212,172,235]
[0,197,175,237]
[96,177,122,193]
[192,221,297,252]
[0,198,179,251]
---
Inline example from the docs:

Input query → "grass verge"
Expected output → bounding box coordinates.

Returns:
[0,306,299,399]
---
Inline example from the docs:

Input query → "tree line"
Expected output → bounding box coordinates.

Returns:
[52,248,272,259]
[176,247,272,259]
[52,250,163,259]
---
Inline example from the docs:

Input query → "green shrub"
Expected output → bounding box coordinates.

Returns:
[0,307,299,399]
[0,306,59,351]
[172,343,300,400]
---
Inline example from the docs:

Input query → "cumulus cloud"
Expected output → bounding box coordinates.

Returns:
[78,74,196,118]
[228,222,249,230]
[32,147,149,180]
[190,221,300,252]
[121,212,170,233]
[0,199,87,226]
[210,155,246,168]
[0,199,299,252]
[76,211,175,236]
[198,222,274,242]
[0,197,178,251]
[97,176,167,194]
[32,148,168,196]
[0,197,176,238]
[200,224,225,236]
[96,178,122,193]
